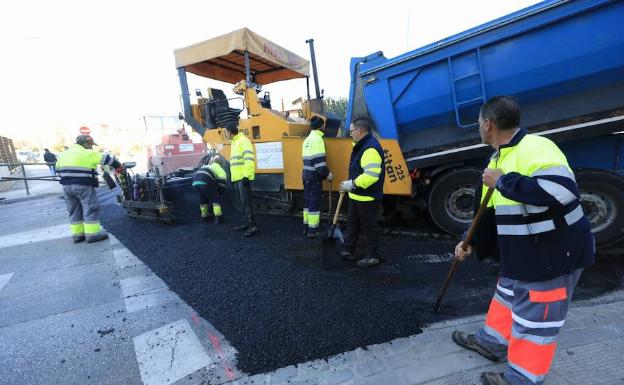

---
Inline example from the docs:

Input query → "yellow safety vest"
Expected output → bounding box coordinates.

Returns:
[230,133,255,182]
[56,144,117,187]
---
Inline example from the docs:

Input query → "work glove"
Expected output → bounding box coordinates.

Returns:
[327,172,334,182]
[242,177,250,187]
[339,179,354,192]
[115,165,126,174]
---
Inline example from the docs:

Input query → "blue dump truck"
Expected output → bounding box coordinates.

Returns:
[345,0,624,248]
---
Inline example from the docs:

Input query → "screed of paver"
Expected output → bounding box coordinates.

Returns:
[0,273,13,292]
[133,319,212,385]
[0,224,69,249]
[113,248,144,270]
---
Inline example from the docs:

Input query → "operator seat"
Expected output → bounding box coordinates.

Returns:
[208,88,242,128]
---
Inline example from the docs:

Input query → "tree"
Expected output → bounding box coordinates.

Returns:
[323,97,348,122]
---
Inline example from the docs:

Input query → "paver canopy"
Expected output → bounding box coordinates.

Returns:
[174,27,310,85]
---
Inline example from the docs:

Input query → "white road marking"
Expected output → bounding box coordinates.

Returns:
[125,289,181,314]
[113,248,144,270]
[0,273,13,292]
[0,224,69,250]
[133,319,212,385]
[120,274,167,298]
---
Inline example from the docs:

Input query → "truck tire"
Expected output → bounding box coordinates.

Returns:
[576,169,624,248]
[428,168,481,235]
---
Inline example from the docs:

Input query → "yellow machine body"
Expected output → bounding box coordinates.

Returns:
[193,81,412,196]
[282,137,411,195]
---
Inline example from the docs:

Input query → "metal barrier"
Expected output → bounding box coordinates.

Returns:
[0,162,59,196]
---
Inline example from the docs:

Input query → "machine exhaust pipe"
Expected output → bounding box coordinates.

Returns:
[305,39,321,100]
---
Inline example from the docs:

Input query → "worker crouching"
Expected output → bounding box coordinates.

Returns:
[302,116,333,238]
[452,96,594,385]
[192,155,227,224]
[56,134,123,243]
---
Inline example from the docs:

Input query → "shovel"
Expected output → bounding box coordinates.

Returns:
[432,187,495,313]
[321,190,346,270]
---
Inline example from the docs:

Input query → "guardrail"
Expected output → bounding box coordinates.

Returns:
[0,162,59,196]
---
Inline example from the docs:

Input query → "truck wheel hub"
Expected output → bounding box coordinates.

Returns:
[445,187,475,224]
[580,192,615,233]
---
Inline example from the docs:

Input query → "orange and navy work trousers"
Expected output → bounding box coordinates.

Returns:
[475,269,583,385]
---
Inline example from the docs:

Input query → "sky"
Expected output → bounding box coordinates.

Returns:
[0,0,540,144]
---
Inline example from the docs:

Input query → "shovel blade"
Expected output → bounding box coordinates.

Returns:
[321,224,344,269]
[332,226,344,243]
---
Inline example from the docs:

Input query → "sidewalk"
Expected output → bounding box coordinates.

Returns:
[0,165,62,203]
[0,196,622,385]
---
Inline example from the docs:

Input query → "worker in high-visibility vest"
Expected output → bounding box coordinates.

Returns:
[338,117,385,268]
[301,116,333,238]
[56,134,123,243]
[225,122,258,237]
[452,96,594,385]
[192,155,227,224]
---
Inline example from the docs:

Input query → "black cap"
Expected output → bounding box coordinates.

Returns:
[224,122,239,133]
[76,134,96,146]
[310,116,325,130]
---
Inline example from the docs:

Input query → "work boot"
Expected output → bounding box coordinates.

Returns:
[452,331,501,362]
[86,233,109,244]
[234,224,248,231]
[244,226,258,237]
[341,249,358,261]
[480,372,510,385]
[214,215,224,225]
[356,257,380,268]
[73,235,86,244]
[306,229,322,239]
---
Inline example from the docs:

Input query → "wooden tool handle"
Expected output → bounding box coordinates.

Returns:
[461,187,494,250]
[434,186,495,312]
[333,192,345,226]
[328,181,333,219]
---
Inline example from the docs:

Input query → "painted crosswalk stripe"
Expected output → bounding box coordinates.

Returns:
[120,274,167,298]
[0,273,13,293]
[113,248,144,270]
[133,319,212,385]
[0,224,70,250]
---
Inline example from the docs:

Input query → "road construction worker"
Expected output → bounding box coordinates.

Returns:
[302,116,333,238]
[338,117,385,268]
[452,96,594,385]
[192,155,227,224]
[225,122,258,236]
[56,134,123,243]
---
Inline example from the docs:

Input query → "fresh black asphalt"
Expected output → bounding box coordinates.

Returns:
[100,193,624,375]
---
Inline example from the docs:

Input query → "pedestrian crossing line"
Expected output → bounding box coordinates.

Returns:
[0,272,13,293]
[113,247,145,270]
[0,224,69,250]
[133,319,212,385]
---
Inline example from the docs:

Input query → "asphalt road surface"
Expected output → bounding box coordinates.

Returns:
[100,196,624,375]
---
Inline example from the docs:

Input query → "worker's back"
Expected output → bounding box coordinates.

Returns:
[56,144,102,187]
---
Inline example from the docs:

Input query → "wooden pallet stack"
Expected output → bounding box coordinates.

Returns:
[0,135,18,170]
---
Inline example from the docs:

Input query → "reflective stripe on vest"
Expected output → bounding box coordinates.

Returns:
[484,134,582,236]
